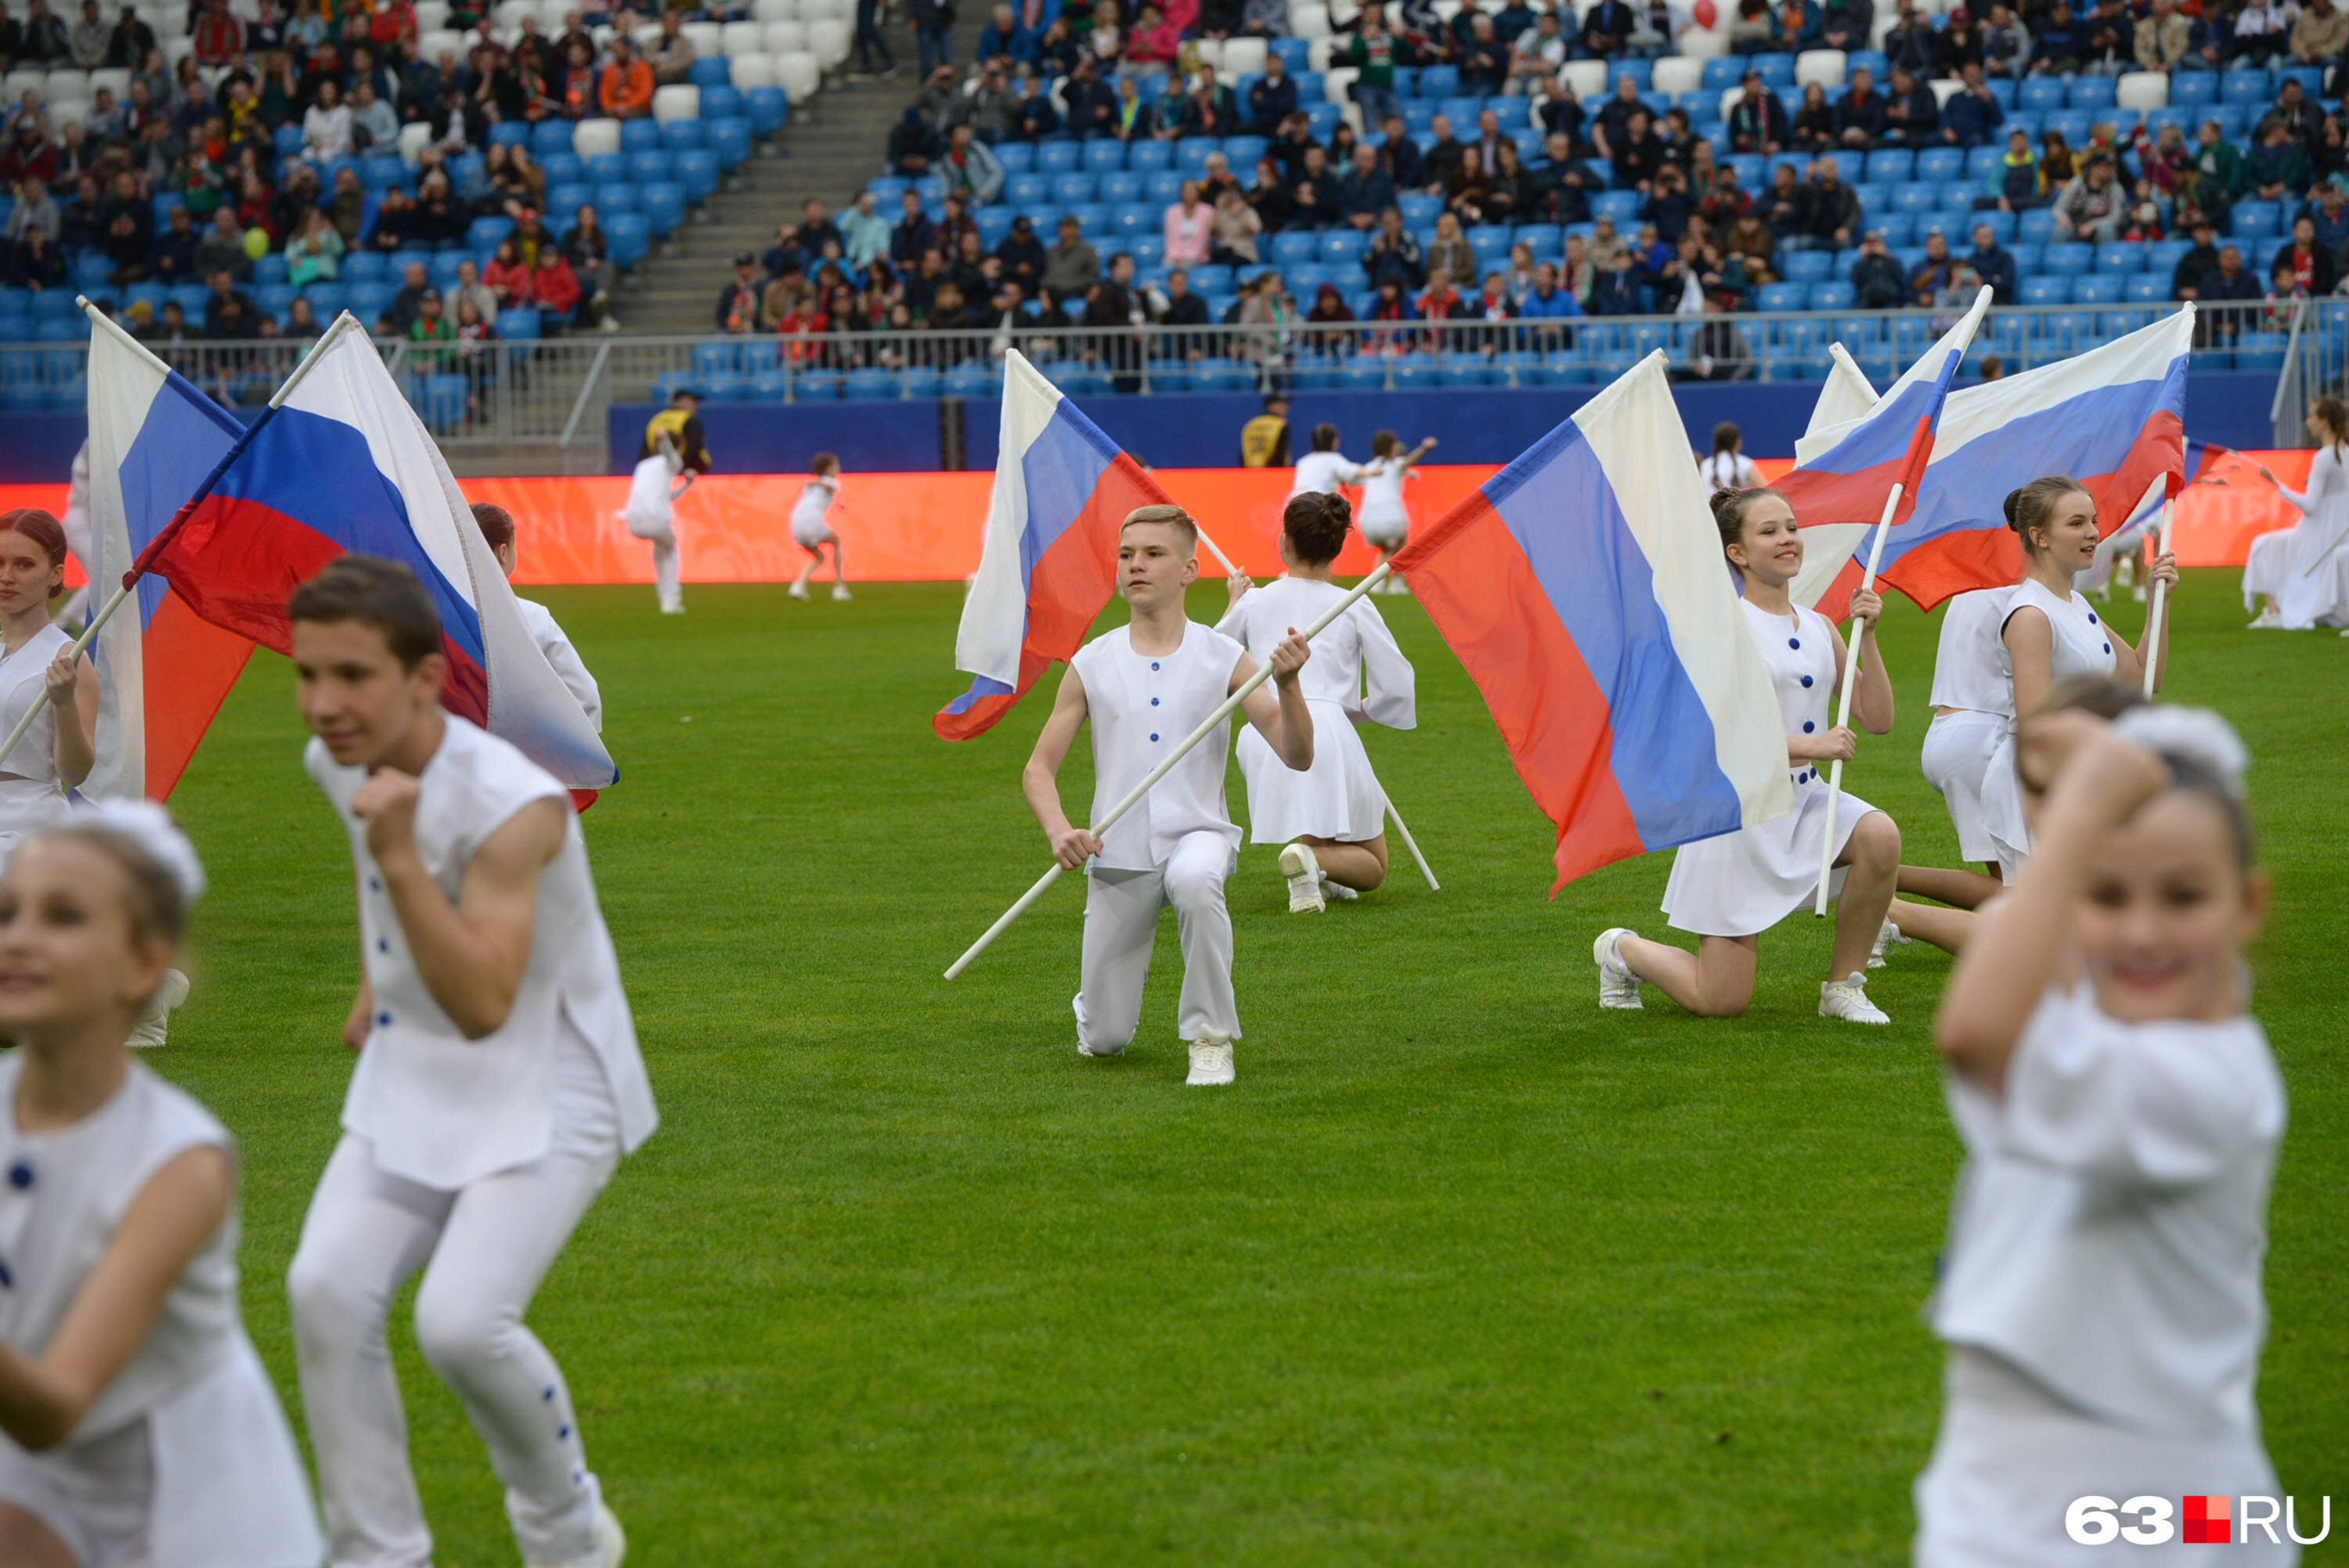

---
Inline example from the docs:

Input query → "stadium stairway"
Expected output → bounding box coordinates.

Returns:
[618,7,991,337]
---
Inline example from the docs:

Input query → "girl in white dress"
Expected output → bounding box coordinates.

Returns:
[0,511,98,867]
[2244,395,2349,629]
[1979,477,2175,883]
[788,453,850,604]
[1697,421,1762,496]
[1353,431,1438,594]
[1216,492,1416,914]
[1288,424,1364,501]
[472,503,601,732]
[1918,704,2295,1567]
[618,434,695,616]
[0,804,323,1568]
[1593,488,1905,1025]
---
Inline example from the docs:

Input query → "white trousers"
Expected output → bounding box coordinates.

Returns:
[1073,830,1239,1052]
[287,1041,620,1568]
[651,539,680,611]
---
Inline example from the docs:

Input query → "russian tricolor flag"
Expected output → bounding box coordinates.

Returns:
[1794,305,2193,615]
[1392,352,1792,890]
[139,314,615,789]
[81,312,260,802]
[936,349,1175,741]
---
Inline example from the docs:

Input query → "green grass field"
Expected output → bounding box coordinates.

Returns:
[152,569,2343,1566]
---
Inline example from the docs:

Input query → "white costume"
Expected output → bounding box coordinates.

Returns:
[1698,449,1761,495]
[1915,987,2293,1566]
[1289,451,1362,498]
[1662,600,1875,935]
[0,622,76,863]
[620,453,683,614]
[0,1057,323,1568]
[1918,588,2012,864]
[1215,577,1413,845]
[1069,621,1247,1052]
[1355,459,1416,549]
[514,597,602,732]
[789,474,840,548]
[1979,578,2117,881]
[2243,444,2349,627]
[289,715,656,1568]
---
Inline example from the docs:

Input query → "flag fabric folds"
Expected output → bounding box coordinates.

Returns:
[145,313,616,789]
[1392,351,1792,890]
[936,349,1175,741]
[1793,305,2193,614]
[81,311,257,802]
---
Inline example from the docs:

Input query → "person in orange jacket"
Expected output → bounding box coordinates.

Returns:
[597,35,655,117]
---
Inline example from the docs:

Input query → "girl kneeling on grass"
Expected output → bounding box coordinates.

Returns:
[0,806,322,1568]
[1593,485,1906,1024]
[1915,696,2295,1565]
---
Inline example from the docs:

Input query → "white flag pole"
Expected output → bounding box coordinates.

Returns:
[1385,794,1438,891]
[1811,480,1903,917]
[947,560,1395,979]
[2142,496,2174,699]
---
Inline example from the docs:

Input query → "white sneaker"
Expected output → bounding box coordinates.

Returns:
[1593,928,1642,1010]
[127,968,191,1049]
[1320,875,1359,901]
[529,1503,626,1568]
[2248,605,2282,629]
[1867,918,1909,971]
[1186,1037,1235,1085]
[1279,842,1326,914]
[788,581,810,601]
[2131,582,2147,604]
[1819,971,1891,1026]
[659,602,684,615]
[1077,1036,1124,1058]
[831,582,852,601]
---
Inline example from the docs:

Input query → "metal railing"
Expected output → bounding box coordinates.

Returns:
[4,299,2340,472]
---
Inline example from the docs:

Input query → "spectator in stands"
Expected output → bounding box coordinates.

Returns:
[7,222,63,288]
[350,76,397,150]
[716,251,763,332]
[2078,0,2134,73]
[1149,178,1207,266]
[2136,0,2203,69]
[1849,229,1904,306]
[1979,0,2030,74]
[192,205,249,281]
[1909,229,1956,304]
[1798,156,1861,248]
[829,190,882,272]
[2275,212,2339,293]
[2245,116,2311,200]
[2273,77,2321,146]
[532,244,582,328]
[1972,124,2042,211]
[1939,61,2004,147]
[995,213,1047,290]
[598,36,654,117]
[2230,0,2294,65]
[2031,0,2087,71]
[1592,249,1643,312]
[2051,151,2126,242]
[1577,0,1629,54]
[448,257,498,325]
[1458,13,1508,90]
[1640,160,1694,240]
[284,205,344,286]
[1725,207,1777,282]
[2293,0,2348,67]
[885,190,933,269]
[1880,64,1940,146]
[106,2,153,66]
[67,0,107,67]
[888,108,943,177]
[2304,180,2349,254]
[2,166,56,247]
[1290,143,1340,228]
[301,77,352,160]
[2170,215,2223,297]
[1728,70,1790,154]
[1532,131,1593,221]
[1242,0,1291,34]
[642,12,690,85]
[1778,81,1828,151]
[191,0,243,63]
[1418,265,1470,323]
[1342,8,1416,128]
[1509,8,1568,88]
[1609,106,1665,189]
[1962,221,2015,298]
[1834,66,1885,149]
[1680,296,1753,379]
[1043,213,1100,294]
[485,238,532,307]
[1724,0,1772,53]
[411,173,467,246]
[1361,205,1424,286]
[1419,113,1464,192]
[1883,1,1937,74]
[1411,211,1467,287]
[936,124,1004,206]
[203,267,258,330]
[1811,0,1865,49]
[977,2,1034,63]
[2194,244,2261,330]
[1242,51,1297,132]
[1626,0,1690,56]
[911,0,956,79]
[138,201,195,285]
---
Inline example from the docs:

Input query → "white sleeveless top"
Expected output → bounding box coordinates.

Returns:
[1698,449,1761,495]
[307,716,658,1189]
[1070,620,1246,871]
[1215,576,1414,725]
[1745,597,1840,774]
[0,622,71,787]
[1929,587,2015,716]
[1998,576,2116,692]
[0,1056,238,1436]
[789,475,839,536]
[1357,458,1413,524]
[1289,451,1362,497]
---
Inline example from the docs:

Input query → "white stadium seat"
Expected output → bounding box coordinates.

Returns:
[763,20,807,52]
[1651,55,1701,94]
[722,20,764,54]
[684,21,724,53]
[753,0,799,19]
[418,28,464,62]
[490,0,532,30]
[651,83,702,122]
[1218,37,1266,75]
[1323,63,1359,108]
[416,0,450,30]
[1931,77,1963,106]
[2116,70,2169,111]
[1561,59,1605,99]
[1795,48,1846,87]
[807,16,850,65]
[773,49,821,98]
[797,0,848,20]
[1717,85,1745,117]
[1306,35,1338,69]
[630,23,662,49]
[1680,27,1727,57]
[572,116,621,157]
[398,121,432,162]
[730,52,779,88]
[1290,2,1330,39]
[5,67,47,103]
[87,67,131,99]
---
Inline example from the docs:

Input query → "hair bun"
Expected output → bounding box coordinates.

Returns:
[2113,706,2250,795]
[2001,487,2023,527]
[81,800,207,905]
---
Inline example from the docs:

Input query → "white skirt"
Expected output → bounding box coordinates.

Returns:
[792,520,838,549]
[1359,507,1409,550]
[1914,1347,2295,1566]
[1921,710,2005,865]
[1979,731,2030,884]
[2244,521,2349,628]
[0,1339,323,1568]
[1661,770,1875,937]
[1235,698,1387,844]
[0,776,71,867]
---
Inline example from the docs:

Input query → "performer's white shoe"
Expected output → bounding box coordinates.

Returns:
[1279,842,1326,914]
[1867,918,1909,970]
[1594,928,1643,1010]
[831,582,853,601]
[2248,605,2282,629]
[788,581,811,601]
[1320,875,1358,901]
[127,968,191,1049]
[530,1503,626,1568]
[1186,1037,1235,1086]
[1819,972,1890,1026]
[659,603,684,616]
[1077,1037,1124,1058]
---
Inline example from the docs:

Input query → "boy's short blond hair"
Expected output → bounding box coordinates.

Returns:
[1120,503,1199,552]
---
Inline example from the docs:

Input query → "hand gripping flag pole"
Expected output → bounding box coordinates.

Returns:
[945,560,1396,980]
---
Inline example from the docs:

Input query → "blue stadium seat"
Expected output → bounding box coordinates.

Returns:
[606,212,651,267]
[1084,139,1128,172]
[496,306,542,340]
[621,119,662,155]
[2018,208,2056,243]
[1036,141,1081,174]
[362,154,406,191]
[1122,140,1170,171]
[1318,229,1365,263]
[1782,249,1831,281]
[586,153,629,185]
[1269,36,1309,70]
[2066,76,2116,110]
[1398,192,1443,225]
[345,280,395,320]
[1108,204,1153,237]
[1050,172,1095,204]
[1226,135,1269,168]
[1865,149,1914,183]
[2232,200,2280,240]
[1100,172,1143,204]
[2071,273,2125,304]
[1066,203,1112,236]
[1756,281,1807,312]
[2041,243,2094,276]
[2221,70,2270,105]
[1141,170,1183,204]
[1416,63,1459,98]
[702,85,745,120]
[2170,72,2219,106]
[1607,58,1653,86]
[1806,280,1855,310]
[547,182,593,220]
[745,85,788,136]
[2124,272,2171,302]
[2018,276,2071,305]
[688,56,734,87]
[676,150,720,203]
[1172,140,1217,175]
[1007,173,1049,206]
[705,118,752,170]
[659,120,706,156]
[641,182,687,236]
[627,150,669,186]
[1915,147,1965,182]
[2147,237,2195,272]
[2094,241,2146,273]
[594,182,640,214]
